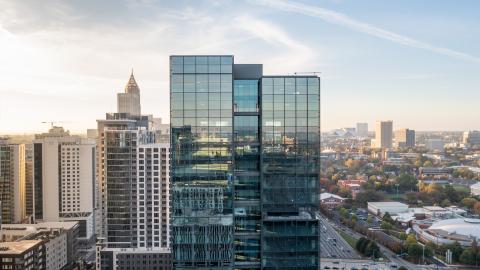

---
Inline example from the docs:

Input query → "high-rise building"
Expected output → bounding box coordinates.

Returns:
[24,144,34,220]
[374,121,393,149]
[356,123,368,137]
[97,73,170,253]
[425,138,444,152]
[170,55,320,269]
[395,128,415,148]
[32,127,96,257]
[0,138,26,224]
[152,117,170,143]
[117,71,141,116]
[463,131,480,146]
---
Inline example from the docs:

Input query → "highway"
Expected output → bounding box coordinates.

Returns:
[320,215,361,260]
[321,214,457,270]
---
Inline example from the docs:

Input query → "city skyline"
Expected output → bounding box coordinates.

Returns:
[1,0,480,133]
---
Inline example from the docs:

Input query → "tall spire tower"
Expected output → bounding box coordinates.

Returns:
[117,70,141,116]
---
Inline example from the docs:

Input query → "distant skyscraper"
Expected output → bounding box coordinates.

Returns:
[97,72,170,253]
[24,144,34,219]
[356,123,368,137]
[425,138,444,152]
[395,128,415,148]
[32,126,96,256]
[0,139,26,224]
[463,131,480,146]
[170,55,320,269]
[152,117,170,143]
[374,120,393,149]
[117,71,141,116]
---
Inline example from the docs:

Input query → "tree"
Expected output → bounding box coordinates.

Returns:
[382,212,394,224]
[446,241,464,262]
[351,214,358,223]
[444,184,459,203]
[398,267,407,270]
[423,160,433,167]
[381,221,393,231]
[405,234,417,248]
[355,190,385,207]
[356,237,370,254]
[459,248,477,265]
[440,199,451,207]
[397,173,418,191]
[365,241,380,258]
[356,237,366,252]
[366,216,374,225]
[339,207,349,219]
[461,198,478,209]
[474,201,480,215]
[398,232,407,241]
[408,243,424,263]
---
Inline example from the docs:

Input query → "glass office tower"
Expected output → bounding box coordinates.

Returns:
[170,56,320,270]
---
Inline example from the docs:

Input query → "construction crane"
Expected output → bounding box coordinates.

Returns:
[293,71,321,75]
[41,121,71,128]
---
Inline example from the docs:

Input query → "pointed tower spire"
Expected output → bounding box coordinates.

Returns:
[125,69,140,94]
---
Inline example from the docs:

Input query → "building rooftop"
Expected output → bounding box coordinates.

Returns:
[2,221,78,231]
[423,206,446,212]
[0,240,42,255]
[320,193,345,200]
[101,247,171,253]
[368,201,408,208]
[429,218,480,240]
[471,182,480,189]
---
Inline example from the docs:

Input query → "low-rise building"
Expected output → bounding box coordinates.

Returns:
[423,206,451,218]
[418,167,452,179]
[96,242,171,270]
[0,240,45,270]
[337,179,366,199]
[1,221,79,268]
[367,202,409,217]
[471,182,480,196]
[414,218,480,247]
[320,193,345,209]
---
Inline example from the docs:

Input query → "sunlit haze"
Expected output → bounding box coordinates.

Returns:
[1,0,479,133]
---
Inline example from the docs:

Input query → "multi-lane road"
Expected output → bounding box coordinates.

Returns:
[320,215,361,260]
[320,214,456,270]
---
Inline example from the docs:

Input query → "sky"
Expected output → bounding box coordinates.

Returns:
[0,0,479,134]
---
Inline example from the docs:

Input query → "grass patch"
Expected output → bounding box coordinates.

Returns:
[337,229,358,249]
[452,184,470,193]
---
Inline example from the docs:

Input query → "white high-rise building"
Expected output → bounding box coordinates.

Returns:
[374,121,393,149]
[97,72,171,254]
[136,143,170,248]
[356,123,368,137]
[0,139,26,224]
[33,127,96,255]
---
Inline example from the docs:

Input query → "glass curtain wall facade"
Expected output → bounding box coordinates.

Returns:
[233,78,261,268]
[261,77,320,269]
[170,55,234,269]
[170,56,320,270]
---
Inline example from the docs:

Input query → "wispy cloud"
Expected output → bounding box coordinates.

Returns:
[252,0,480,63]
